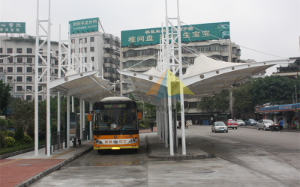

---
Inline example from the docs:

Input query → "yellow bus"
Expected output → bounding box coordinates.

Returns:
[93,97,140,153]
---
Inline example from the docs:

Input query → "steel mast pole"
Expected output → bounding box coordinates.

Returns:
[177,0,186,155]
[34,0,40,156]
[46,0,51,156]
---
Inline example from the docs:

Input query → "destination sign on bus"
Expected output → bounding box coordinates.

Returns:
[104,104,126,109]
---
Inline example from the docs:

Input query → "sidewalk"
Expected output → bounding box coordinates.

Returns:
[0,140,93,187]
[146,132,210,160]
[139,126,157,133]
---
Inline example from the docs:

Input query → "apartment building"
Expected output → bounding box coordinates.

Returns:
[0,35,61,101]
[70,32,121,89]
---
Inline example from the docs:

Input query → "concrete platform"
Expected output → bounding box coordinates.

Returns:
[146,133,210,160]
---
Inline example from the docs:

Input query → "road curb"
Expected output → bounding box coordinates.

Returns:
[15,145,93,187]
[146,136,210,160]
[0,145,45,160]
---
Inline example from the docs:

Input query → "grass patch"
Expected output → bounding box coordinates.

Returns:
[0,140,45,155]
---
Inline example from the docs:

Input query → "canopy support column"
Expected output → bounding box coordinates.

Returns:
[72,96,74,112]
[164,96,168,148]
[83,100,85,140]
[57,92,60,132]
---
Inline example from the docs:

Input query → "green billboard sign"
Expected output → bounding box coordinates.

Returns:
[121,22,230,47]
[0,22,25,33]
[69,18,98,34]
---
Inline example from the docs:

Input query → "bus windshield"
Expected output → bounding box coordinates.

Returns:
[93,108,137,131]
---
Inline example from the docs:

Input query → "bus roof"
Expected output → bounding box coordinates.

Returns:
[99,97,132,102]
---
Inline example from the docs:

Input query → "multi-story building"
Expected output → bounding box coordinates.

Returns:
[273,57,300,78]
[70,32,121,89]
[0,35,61,101]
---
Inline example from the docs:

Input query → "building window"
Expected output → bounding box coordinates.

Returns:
[27,58,32,63]
[17,86,23,91]
[17,48,22,53]
[55,69,58,74]
[7,48,13,53]
[71,39,75,44]
[7,67,13,72]
[38,95,42,101]
[26,86,32,91]
[0,48,2,53]
[84,38,87,43]
[7,76,13,82]
[90,47,94,52]
[8,57,13,63]
[27,67,32,72]
[55,60,58,65]
[38,86,42,91]
[91,57,94,61]
[90,37,94,42]
[26,76,32,82]
[79,38,82,44]
[84,47,87,53]
[0,59,3,63]
[38,68,42,73]
[16,76,22,82]
[0,67,3,72]
[17,58,22,63]
[26,95,32,101]
[85,57,87,62]
[27,48,32,53]
[17,67,23,73]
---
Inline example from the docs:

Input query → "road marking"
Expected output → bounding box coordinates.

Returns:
[49,149,75,159]
[0,158,22,166]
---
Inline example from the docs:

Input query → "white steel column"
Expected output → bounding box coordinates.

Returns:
[67,92,70,148]
[165,0,173,155]
[164,96,168,148]
[46,0,51,157]
[89,102,93,140]
[34,0,39,156]
[72,96,74,112]
[57,92,60,132]
[80,97,83,140]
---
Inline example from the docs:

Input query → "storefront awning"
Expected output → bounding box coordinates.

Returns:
[258,103,300,113]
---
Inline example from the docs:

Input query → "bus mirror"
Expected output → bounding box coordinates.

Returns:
[138,112,142,120]
[87,114,92,121]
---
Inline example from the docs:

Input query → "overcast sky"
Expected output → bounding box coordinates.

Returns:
[0,0,299,74]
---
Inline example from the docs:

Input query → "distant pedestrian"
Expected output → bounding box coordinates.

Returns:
[150,120,154,132]
[179,120,182,129]
[279,119,284,132]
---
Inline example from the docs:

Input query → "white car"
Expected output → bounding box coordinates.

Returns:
[212,121,228,133]
[236,119,245,126]
[257,119,274,131]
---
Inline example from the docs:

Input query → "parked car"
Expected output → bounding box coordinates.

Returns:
[257,119,274,131]
[212,121,228,133]
[244,119,258,126]
[236,119,245,126]
[226,119,238,129]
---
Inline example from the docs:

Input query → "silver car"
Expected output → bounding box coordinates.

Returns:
[257,119,274,131]
[212,121,228,133]
[236,119,245,126]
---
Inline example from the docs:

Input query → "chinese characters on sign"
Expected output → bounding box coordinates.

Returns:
[0,22,26,33]
[69,18,98,34]
[121,22,230,47]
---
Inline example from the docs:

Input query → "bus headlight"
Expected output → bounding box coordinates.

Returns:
[128,137,137,144]
[94,139,103,144]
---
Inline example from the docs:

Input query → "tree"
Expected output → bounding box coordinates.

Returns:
[0,80,12,113]
[8,98,34,134]
[232,79,254,116]
[197,90,230,117]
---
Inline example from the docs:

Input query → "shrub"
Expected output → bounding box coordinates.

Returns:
[5,137,15,147]
[23,135,33,144]
[6,131,15,138]
[0,131,6,148]
[15,126,24,141]
[139,124,145,128]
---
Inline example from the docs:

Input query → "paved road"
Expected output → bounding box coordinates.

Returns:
[31,126,300,187]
